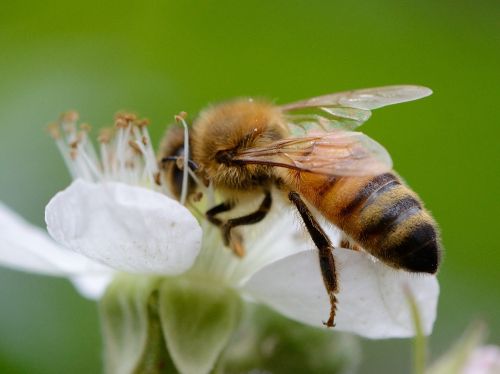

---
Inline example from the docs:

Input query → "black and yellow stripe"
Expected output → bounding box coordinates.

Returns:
[289,171,441,274]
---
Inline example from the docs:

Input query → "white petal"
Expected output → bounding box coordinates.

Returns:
[0,201,108,276]
[243,248,439,339]
[46,179,202,274]
[221,198,343,285]
[71,272,115,300]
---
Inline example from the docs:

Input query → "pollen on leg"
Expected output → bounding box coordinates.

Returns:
[229,230,246,258]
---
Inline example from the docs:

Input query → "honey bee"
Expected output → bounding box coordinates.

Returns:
[159,85,441,327]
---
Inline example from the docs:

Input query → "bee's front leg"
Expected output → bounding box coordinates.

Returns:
[205,200,245,257]
[205,201,235,226]
[288,191,338,328]
[220,191,272,257]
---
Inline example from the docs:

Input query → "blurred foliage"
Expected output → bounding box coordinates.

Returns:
[217,304,360,374]
[0,0,498,373]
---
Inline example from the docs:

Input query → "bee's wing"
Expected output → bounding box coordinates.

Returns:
[232,131,392,177]
[281,85,432,133]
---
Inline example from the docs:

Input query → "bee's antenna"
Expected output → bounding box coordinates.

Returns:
[175,112,189,205]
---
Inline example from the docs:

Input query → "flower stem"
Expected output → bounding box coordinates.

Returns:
[405,287,427,374]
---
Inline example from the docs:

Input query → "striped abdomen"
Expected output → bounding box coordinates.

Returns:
[289,171,441,274]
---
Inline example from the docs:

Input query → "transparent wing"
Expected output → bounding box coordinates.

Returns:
[281,85,432,133]
[281,85,432,111]
[232,131,392,177]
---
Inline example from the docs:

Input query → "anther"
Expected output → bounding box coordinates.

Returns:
[175,111,188,122]
[98,128,113,144]
[115,112,137,123]
[115,118,128,128]
[136,118,150,127]
[60,111,79,124]
[128,140,142,154]
[80,123,92,132]
[46,123,61,139]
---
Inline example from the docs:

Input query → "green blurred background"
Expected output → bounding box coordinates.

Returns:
[0,1,498,373]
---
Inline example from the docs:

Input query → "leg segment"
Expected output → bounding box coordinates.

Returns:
[220,191,272,257]
[288,191,338,327]
[206,201,235,227]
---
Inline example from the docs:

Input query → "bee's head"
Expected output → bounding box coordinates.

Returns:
[191,99,288,190]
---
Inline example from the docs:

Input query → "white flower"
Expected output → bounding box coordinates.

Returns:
[0,112,439,339]
[462,346,500,374]
[426,324,500,374]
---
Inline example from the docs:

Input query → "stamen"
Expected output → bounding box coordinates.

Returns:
[135,118,150,127]
[80,123,92,132]
[114,116,132,181]
[78,146,103,180]
[49,111,162,189]
[100,142,111,178]
[115,118,128,128]
[80,129,100,173]
[46,123,61,139]
[98,128,113,144]
[138,123,159,181]
[60,111,79,124]
[128,140,143,154]
[117,113,137,123]
[175,112,190,206]
[131,125,158,187]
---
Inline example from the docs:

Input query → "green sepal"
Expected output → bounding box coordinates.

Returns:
[158,277,242,374]
[99,274,176,374]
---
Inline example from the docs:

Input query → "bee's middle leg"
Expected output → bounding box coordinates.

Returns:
[288,191,338,328]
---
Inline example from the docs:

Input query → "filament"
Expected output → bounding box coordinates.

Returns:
[177,115,190,206]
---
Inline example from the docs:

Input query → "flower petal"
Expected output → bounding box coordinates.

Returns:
[71,272,115,300]
[242,248,439,339]
[46,179,202,274]
[205,198,343,286]
[0,201,108,276]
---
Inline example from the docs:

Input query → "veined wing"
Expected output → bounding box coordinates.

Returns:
[232,131,392,177]
[281,85,432,133]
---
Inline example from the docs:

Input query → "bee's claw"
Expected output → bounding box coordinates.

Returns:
[322,318,335,328]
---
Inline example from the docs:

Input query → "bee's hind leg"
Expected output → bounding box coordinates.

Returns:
[220,190,272,257]
[288,191,338,328]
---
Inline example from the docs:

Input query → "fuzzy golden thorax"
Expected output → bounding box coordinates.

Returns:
[191,99,289,191]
